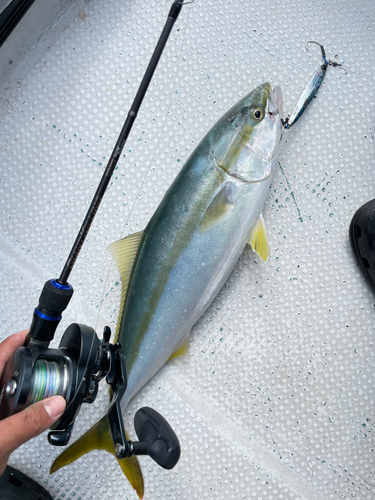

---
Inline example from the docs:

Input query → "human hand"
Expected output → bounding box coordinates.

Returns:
[0,330,66,475]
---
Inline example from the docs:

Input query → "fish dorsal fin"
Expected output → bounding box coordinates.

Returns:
[109,231,144,342]
[167,337,190,362]
[199,184,236,233]
[248,213,270,262]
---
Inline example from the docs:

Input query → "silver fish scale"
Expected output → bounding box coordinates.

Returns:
[0,0,374,499]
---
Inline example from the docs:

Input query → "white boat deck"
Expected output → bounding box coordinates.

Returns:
[1,0,374,498]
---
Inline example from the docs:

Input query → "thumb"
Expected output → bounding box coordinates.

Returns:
[0,396,66,458]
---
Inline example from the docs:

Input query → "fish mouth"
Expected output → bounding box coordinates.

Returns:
[267,84,283,119]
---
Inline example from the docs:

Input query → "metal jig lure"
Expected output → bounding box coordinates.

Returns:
[283,41,342,129]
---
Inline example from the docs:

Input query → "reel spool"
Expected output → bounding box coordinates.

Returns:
[29,359,68,405]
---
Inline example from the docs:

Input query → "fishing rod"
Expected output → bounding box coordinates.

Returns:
[0,0,193,469]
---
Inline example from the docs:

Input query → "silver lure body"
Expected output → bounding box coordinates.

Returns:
[286,63,327,128]
[117,82,283,411]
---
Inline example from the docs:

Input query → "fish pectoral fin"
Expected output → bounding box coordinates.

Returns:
[50,414,144,499]
[167,337,190,362]
[248,213,270,262]
[109,231,144,343]
[199,185,236,233]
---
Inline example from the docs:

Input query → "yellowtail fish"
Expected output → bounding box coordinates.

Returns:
[50,82,283,498]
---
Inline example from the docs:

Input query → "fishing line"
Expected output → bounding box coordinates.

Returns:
[241,42,345,381]
[94,2,194,338]
[29,359,68,404]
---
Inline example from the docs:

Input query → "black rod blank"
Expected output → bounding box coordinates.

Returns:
[58,0,185,285]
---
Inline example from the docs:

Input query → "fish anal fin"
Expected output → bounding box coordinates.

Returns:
[50,415,144,499]
[199,184,236,233]
[109,231,144,343]
[167,337,189,362]
[248,213,270,262]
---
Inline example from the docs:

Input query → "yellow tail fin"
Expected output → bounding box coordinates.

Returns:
[50,415,144,499]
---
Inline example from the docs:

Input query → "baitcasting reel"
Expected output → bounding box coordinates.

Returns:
[0,0,190,474]
[0,304,180,469]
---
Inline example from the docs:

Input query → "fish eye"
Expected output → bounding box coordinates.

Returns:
[253,107,264,121]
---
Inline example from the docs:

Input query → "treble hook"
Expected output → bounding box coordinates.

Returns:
[306,40,342,67]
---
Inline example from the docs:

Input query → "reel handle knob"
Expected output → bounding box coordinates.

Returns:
[48,425,73,447]
[131,407,180,470]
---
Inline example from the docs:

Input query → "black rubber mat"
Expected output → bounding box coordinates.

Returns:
[0,465,53,500]
[349,198,375,295]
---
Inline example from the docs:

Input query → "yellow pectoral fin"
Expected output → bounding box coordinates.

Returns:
[167,337,190,362]
[50,415,144,499]
[248,213,270,262]
[109,231,144,343]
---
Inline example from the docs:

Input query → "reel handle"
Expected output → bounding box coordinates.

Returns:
[104,346,181,469]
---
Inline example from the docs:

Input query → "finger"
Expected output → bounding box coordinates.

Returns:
[0,330,29,374]
[0,396,66,457]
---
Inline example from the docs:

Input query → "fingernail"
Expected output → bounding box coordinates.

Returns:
[44,396,66,419]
